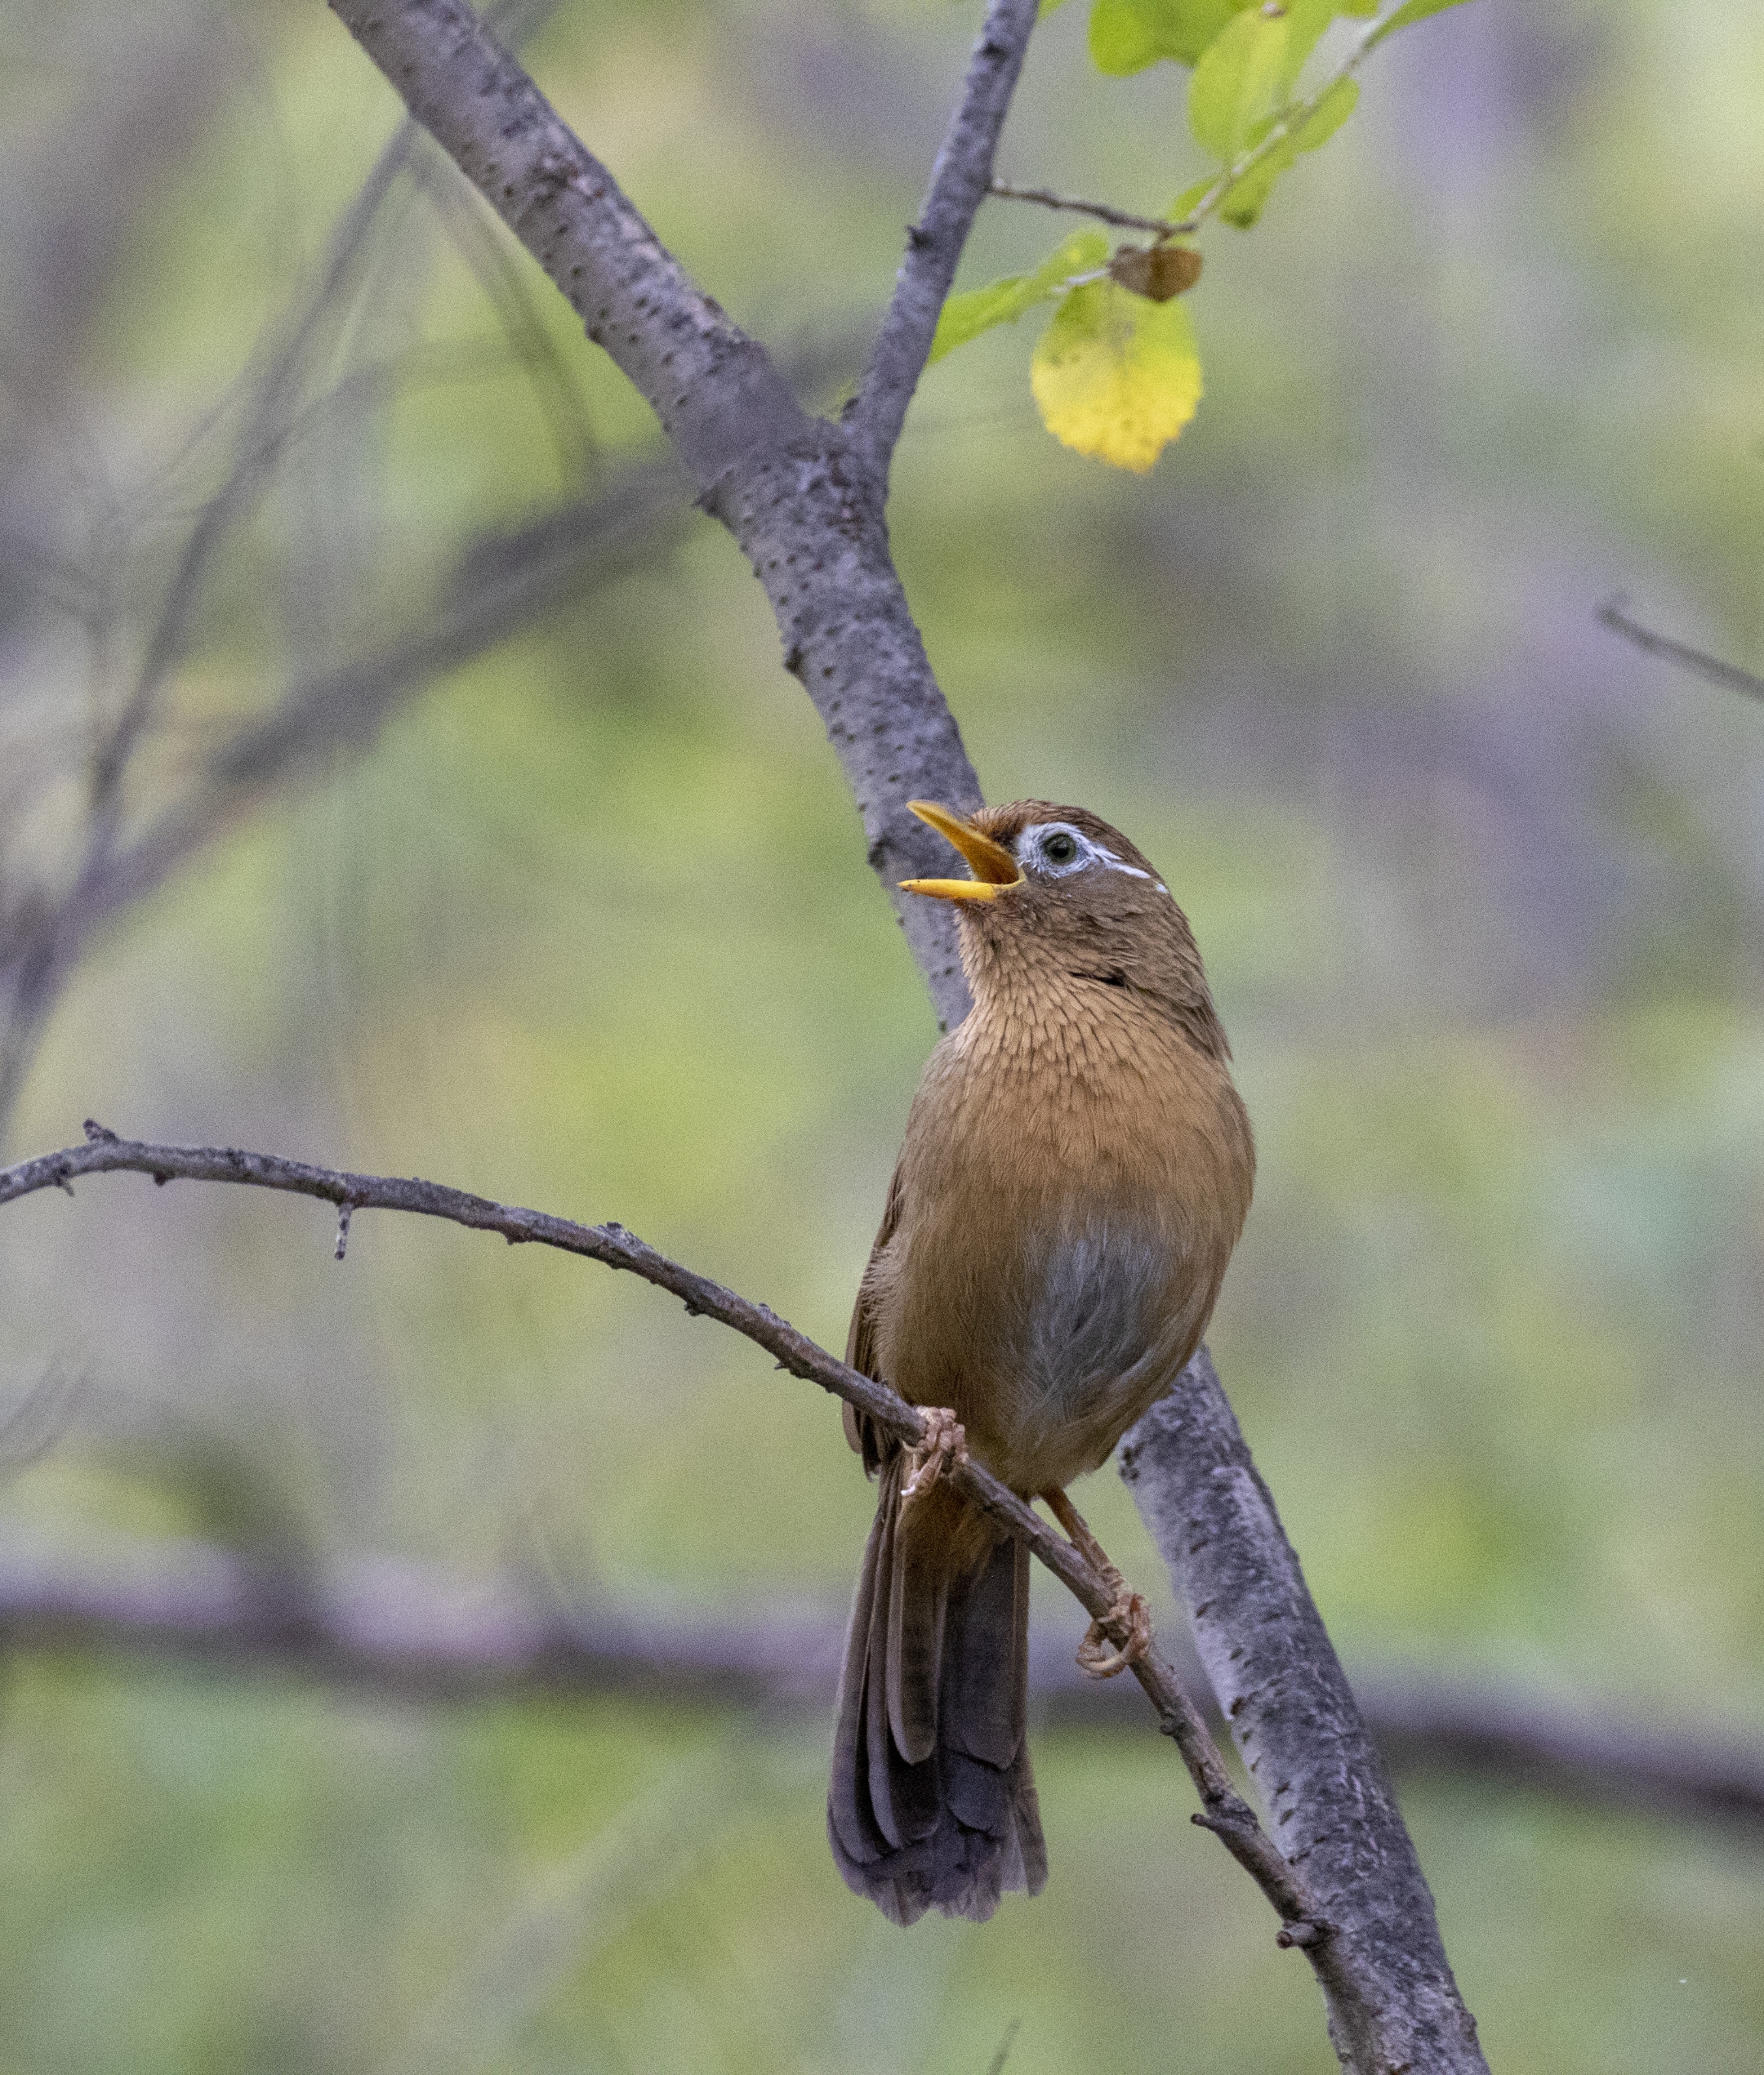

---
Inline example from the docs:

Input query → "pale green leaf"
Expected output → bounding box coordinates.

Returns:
[1089,0,1160,77]
[1366,0,1477,50]
[1219,73,1358,227]
[1278,0,1343,91]
[1030,280,1203,471]
[1088,0,1248,77]
[929,229,1111,363]
[1188,6,1290,163]
[1165,176,1216,224]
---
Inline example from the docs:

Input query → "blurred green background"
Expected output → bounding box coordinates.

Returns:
[2,0,1763,2068]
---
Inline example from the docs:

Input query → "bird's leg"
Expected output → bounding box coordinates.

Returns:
[902,1406,969,1498]
[1043,1486,1153,1679]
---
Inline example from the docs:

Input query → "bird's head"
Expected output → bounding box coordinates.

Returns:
[900,799,1228,1056]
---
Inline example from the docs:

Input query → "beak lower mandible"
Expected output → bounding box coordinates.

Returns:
[898,801,1024,902]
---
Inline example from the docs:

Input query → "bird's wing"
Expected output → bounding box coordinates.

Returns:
[842,1158,905,1473]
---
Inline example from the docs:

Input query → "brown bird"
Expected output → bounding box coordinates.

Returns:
[828,799,1254,1926]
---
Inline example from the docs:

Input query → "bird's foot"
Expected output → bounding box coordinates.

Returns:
[902,1407,969,1498]
[1043,1485,1154,1680]
[1076,1582,1153,1679]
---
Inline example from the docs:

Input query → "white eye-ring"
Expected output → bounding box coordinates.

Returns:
[1027,823,1089,873]
[1019,822,1161,887]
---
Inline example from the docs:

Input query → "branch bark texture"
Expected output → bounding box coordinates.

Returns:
[325,0,1010,1026]
[1124,1358,1486,2073]
[847,0,1040,477]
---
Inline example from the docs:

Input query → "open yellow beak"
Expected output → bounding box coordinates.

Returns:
[898,801,1023,902]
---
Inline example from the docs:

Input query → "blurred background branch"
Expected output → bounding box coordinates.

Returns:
[2,1525,1761,1836]
[1598,595,1764,706]
[0,0,724,1143]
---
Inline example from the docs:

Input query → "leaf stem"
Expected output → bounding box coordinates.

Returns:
[1174,11,1391,234]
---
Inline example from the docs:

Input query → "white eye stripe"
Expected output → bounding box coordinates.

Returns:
[1018,822,1165,889]
[1094,847,1152,881]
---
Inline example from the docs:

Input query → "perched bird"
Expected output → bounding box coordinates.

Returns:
[828,799,1254,1926]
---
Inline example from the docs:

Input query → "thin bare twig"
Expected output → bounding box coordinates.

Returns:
[847,0,1042,479]
[984,2017,1022,2075]
[987,182,1181,239]
[1598,595,1764,703]
[0,1124,1317,1933]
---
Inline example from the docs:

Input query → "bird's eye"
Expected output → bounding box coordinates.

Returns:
[1040,830,1080,866]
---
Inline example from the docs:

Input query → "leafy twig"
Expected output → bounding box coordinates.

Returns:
[849,0,1043,478]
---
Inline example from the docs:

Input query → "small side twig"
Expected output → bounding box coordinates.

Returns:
[984,2015,1022,2075]
[1598,594,1764,703]
[0,1124,1318,1935]
[848,0,1042,477]
[987,181,1183,240]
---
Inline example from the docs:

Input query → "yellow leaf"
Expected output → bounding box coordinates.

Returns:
[1029,282,1203,472]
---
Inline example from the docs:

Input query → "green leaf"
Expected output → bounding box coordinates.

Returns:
[1088,0,1250,77]
[1277,0,1343,91]
[1165,176,1216,224]
[1218,73,1358,227]
[929,229,1111,364]
[1030,280,1203,471]
[1366,0,1477,50]
[1187,5,1290,163]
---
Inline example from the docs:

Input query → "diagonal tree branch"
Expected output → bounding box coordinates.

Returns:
[1125,1367,1486,2070]
[326,0,982,1028]
[987,180,1184,238]
[845,0,1040,479]
[2,1123,1316,1935]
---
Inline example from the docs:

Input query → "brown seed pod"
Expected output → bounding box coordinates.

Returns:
[1108,243,1203,303]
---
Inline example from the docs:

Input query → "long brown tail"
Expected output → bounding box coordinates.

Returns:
[827,1458,1047,1924]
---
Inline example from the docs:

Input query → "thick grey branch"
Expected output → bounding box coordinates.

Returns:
[1124,1357,1487,2073]
[847,0,1041,478]
[325,0,981,1026]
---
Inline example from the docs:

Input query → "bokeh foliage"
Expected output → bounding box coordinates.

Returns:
[2,0,1764,2068]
